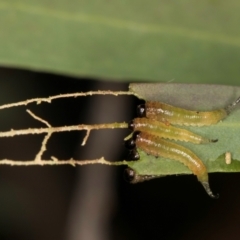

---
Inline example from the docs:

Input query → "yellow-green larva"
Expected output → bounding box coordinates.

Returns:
[138,97,240,126]
[133,131,217,198]
[129,117,217,144]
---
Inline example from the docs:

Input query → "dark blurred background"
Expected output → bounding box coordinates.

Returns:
[0,68,240,240]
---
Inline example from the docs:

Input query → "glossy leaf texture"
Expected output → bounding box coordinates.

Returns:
[0,1,240,84]
[127,83,240,175]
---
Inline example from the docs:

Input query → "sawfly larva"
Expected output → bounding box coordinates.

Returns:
[137,97,240,126]
[127,131,218,198]
[129,117,218,144]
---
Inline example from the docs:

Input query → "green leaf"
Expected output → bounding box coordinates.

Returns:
[1,1,240,84]
[128,151,240,175]
[127,83,240,176]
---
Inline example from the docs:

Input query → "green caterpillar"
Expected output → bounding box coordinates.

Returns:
[129,117,217,144]
[138,97,240,126]
[126,131,217,198]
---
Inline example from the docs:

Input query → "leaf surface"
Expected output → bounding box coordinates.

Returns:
[128,83,240,175]
[1,1,240,84]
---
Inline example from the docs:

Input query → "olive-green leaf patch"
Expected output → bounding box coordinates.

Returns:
[1,1,240,84]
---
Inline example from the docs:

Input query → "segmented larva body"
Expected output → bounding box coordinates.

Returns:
[134,131,216,198]
[140,101,228,126]
[131,118,217,144]
[135,131,207,181]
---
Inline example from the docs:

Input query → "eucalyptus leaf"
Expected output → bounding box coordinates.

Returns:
[127,83,240,176]
[1,1,240,84]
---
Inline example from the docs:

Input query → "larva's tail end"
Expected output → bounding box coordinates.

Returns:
[232,96,240,107]
[201,182,219,199]
[210,139,218,143]
[225,96,240,114]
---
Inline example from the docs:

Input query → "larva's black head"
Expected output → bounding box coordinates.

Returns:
[132,131,141,141]
[128,148,140,160]
[123,168,136,183]
[125,138,136,150]
[137,104,146,117]
[128,120,135,130]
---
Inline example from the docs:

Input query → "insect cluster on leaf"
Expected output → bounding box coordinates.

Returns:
[124,96,240,198]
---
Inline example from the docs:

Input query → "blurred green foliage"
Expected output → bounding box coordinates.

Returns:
[0,1,240,84]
